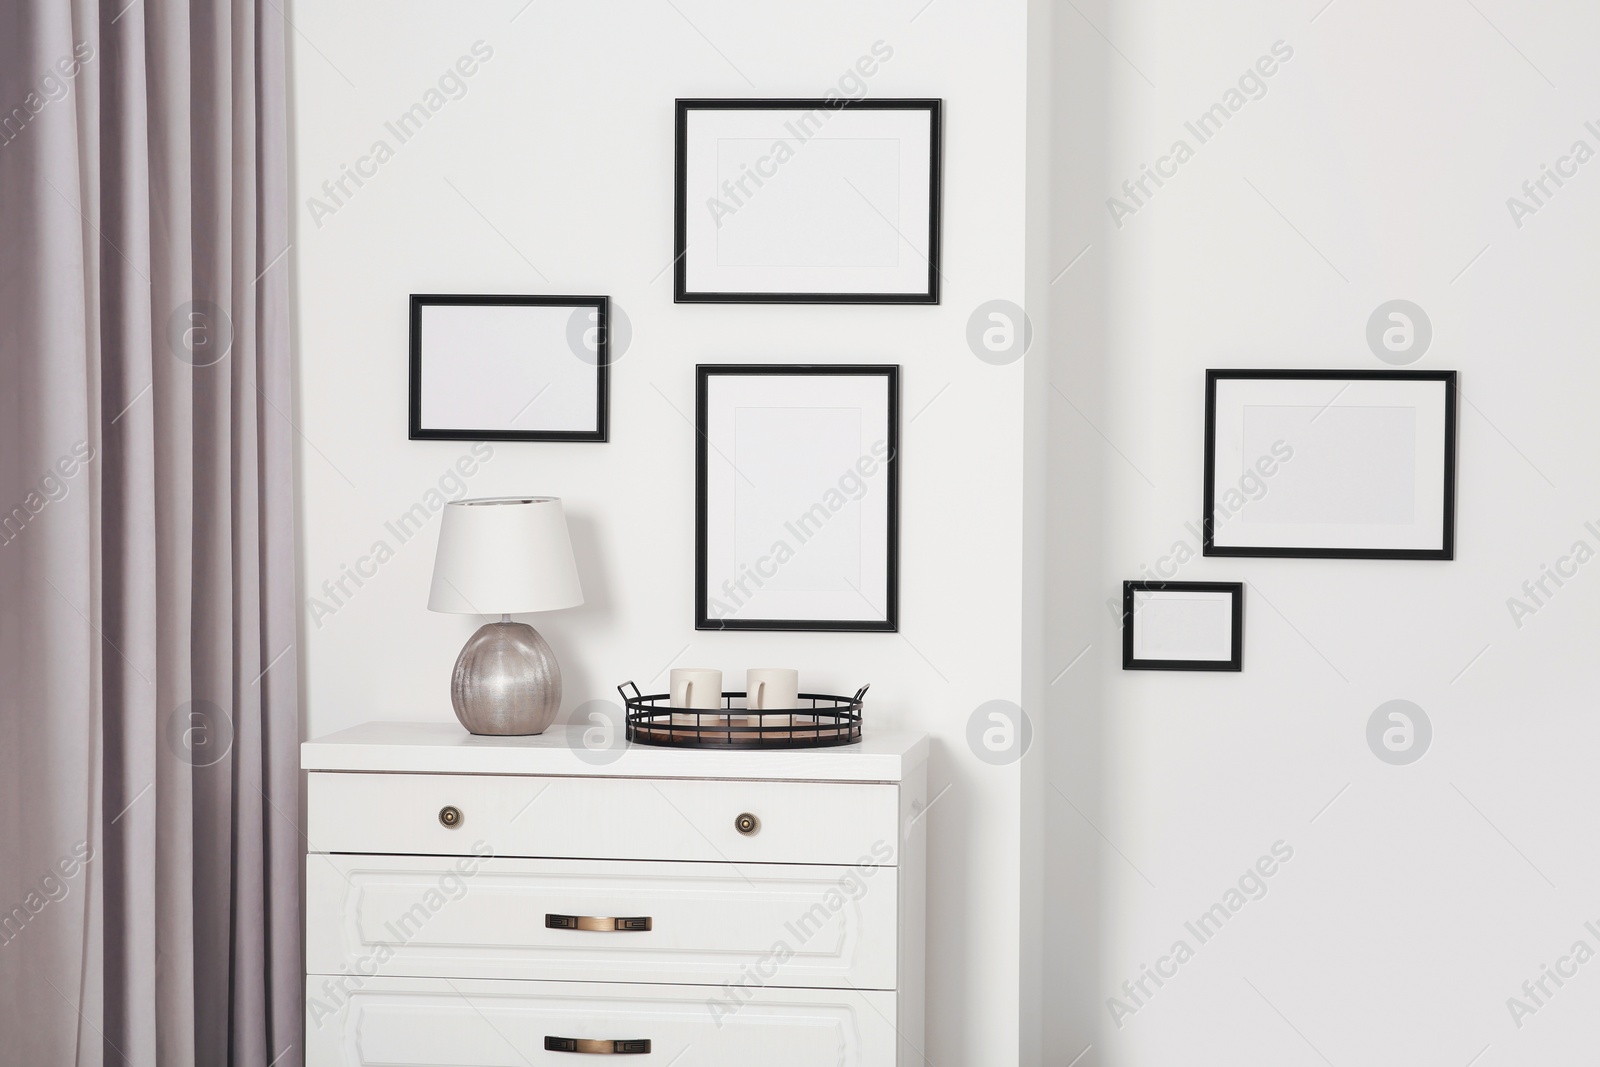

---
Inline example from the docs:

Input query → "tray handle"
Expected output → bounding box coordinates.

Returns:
[852,684,870,705]
[617,681,642,703]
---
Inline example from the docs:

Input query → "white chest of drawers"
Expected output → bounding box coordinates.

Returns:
[302,721,928,1066]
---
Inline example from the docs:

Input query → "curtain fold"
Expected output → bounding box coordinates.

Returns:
[0,1,301,1064]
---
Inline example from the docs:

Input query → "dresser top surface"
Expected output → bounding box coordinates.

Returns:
[302,720,929,782]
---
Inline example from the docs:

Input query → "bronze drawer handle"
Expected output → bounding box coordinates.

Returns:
[438,805,463,829]
[545,1037,651,1054]
[546,914,652,932]
[734,812,759,836]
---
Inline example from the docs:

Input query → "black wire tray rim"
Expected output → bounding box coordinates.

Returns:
[625,693,864,709]
[617,681,868,709]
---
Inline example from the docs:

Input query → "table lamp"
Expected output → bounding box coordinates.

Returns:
[428,496,583,735]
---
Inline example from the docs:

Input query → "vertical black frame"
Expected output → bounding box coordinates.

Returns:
[1202,369,1458,560]
[1122,581,1244,671]
[695,364,900,632]
[674,99,943,304]
[409,294,611,442]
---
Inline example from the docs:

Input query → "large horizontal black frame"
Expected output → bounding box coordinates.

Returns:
[409,294,610,442]
[1122,581,1244,672]
[674,98,943,304]
[696,364,900,632]
[1203,369,1458,560]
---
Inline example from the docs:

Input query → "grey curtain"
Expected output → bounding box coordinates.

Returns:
[0,0,301,1064]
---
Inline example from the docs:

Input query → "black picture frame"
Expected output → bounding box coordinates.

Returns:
[1122,581,1244,672]
[674,99,943,304]
[695,364,900,632]
[1203,369,1458,560]
[408,294,610,442]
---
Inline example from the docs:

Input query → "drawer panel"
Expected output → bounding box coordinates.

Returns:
[306,854,897,988]
[305,977,898,1066]
[307,772,900,867]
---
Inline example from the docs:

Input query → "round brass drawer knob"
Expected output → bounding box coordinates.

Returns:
[734,812,759,836]
[438,805,463,829]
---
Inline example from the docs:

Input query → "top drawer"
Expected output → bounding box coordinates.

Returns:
[307,772,901,867]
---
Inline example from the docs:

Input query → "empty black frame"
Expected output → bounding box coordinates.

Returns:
[695,364,900,632]
[408,294,610,442]
[1202,369,1458,560]
[1122,581,1244,672]
[674,99,943,304]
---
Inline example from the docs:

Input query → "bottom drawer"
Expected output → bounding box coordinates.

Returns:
[306,976,898,1066]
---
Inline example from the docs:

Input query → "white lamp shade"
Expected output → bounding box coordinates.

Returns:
[428,497,584,615]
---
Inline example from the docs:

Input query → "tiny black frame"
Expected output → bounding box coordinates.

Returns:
[695,364,900,632]
[408,294,610,442]
[674,98,943,304]
[1122,581,1244,672]
[1202,369,1458,560]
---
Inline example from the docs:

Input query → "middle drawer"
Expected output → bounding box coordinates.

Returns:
[307,853,899,989]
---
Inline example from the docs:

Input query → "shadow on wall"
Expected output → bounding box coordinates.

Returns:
[548,509,613,708]
[1043,1,1111,1062]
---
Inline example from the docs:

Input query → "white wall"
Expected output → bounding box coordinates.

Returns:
[1046,2,1600,1064]
[289,2,1034,1062]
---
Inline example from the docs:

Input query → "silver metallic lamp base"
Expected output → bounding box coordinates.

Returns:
[450,618,562,735]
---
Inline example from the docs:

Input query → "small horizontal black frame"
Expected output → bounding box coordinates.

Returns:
[618,682,866,749]
[409,294,610,442]
[1122,581,1244,672]
[1202,369,1458,560]
[695,364,900,632]
[673,98,943,304]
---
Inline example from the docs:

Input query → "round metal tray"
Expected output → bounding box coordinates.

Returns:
[616,682,866,749]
